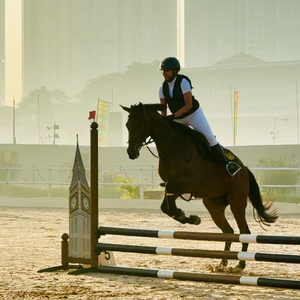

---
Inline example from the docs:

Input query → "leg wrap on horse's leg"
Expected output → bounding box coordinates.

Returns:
[161,194,180,219]
[160,200,169,214]
[162,205,185,221]
[172,208,186,221]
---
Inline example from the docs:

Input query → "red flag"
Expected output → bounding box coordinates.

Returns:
[88,110,96,120]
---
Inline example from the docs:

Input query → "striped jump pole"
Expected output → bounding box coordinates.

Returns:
[95,242,300,264]
[97,226,300,244]
[98,265,300,289]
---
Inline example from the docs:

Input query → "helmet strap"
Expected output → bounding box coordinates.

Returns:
[166,70,178,82]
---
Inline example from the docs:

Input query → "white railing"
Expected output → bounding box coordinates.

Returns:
[0,166,300,199]
[0,166,161,198]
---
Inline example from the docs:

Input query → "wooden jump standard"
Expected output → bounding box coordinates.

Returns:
[65,123,300,289]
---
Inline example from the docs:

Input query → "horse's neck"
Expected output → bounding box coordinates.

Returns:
[147,113,208,163]
[148,114,177,154]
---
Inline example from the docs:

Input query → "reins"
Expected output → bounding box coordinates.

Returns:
[143,137,160,159]
[146,145,159,159]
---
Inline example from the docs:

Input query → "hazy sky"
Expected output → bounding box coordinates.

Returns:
[2,0,300,147]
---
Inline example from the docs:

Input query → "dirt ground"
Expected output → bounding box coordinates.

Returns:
[1,204,300,299]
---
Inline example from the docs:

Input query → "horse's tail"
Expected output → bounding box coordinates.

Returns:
[246,167,278,226]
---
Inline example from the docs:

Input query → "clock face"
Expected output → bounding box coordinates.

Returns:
[83,197,89,210]
[71,197,77,210]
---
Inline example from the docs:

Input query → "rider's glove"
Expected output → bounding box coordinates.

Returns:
[165,114,175,121]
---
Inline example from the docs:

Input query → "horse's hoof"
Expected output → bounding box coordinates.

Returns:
[189,215,201,225]
[205,264,214,272]
[224,266,234,274]
[231,266,244,274]
[215,265,226,273]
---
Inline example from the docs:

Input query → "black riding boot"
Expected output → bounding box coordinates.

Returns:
[211,144,241,176]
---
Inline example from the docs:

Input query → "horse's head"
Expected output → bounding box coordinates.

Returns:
[121,102,166,159]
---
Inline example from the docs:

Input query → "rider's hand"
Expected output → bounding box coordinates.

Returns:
[165,114,175,121]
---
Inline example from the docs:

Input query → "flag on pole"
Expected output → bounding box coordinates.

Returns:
[88,110,96,120]
[96,98,111,146]
[233,90,239,146]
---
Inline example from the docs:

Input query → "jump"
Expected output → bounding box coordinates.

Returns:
[121,102,278,272]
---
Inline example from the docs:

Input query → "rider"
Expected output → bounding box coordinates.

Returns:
[158,57,241,176]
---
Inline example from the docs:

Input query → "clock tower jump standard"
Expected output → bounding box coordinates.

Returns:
[68,133,92,260]
[38,123,115,273]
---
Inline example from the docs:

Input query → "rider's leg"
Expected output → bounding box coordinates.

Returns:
[211,143,241,176]
[177,108,241,176]
[175,107,218,146]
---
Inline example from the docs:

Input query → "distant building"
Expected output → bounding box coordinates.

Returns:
[184,57,300,145]
[185,0,300,67]
[2,0,300,106]
[0,0,4,105]
[22,0,176,99]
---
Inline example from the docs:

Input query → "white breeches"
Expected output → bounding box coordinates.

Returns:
[174,107,218,146]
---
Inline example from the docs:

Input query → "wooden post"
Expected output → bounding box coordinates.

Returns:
[90,122,99,269]
[6,168,10,197]
[139,168,144,200]
[61,233,69,267]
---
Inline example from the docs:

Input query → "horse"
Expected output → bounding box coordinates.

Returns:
[121,102,278,272]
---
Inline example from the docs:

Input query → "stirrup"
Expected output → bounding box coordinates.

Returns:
[226,162,241,176]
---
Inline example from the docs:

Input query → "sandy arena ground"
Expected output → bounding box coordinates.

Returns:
[1,200,300,300]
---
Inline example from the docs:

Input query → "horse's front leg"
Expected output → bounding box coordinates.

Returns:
[160,193,186,223]
[160,182,200,225]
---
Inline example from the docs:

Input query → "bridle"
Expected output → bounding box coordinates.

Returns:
[127,108,158,158]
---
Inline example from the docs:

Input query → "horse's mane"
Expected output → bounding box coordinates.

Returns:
[136,103,211,157]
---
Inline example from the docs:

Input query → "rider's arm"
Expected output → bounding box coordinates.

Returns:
[159,86,167,116]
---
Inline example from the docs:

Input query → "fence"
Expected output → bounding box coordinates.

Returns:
[0,166,161,198]
[0,166,300,199]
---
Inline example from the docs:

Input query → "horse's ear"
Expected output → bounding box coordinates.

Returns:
[120,104,131,113]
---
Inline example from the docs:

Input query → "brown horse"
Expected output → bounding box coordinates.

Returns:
[121,102,278,271]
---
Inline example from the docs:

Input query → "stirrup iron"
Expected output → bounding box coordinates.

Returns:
[226,162,241,176]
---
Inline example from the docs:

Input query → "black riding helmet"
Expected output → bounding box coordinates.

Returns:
[159,57,181,71]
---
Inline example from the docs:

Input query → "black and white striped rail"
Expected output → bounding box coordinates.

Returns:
[95,243,300,264]
[97,226,300,244]
[98,265,300,289]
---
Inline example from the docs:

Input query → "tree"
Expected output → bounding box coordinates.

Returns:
[18,86,69,114]
[99,170,139,199]
[75,60,162,110]
[0,151,20,182]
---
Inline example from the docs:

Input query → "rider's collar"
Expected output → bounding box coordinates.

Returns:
[167,75,177,84]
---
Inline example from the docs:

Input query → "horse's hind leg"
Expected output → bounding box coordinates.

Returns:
[203,196,234,270]
[229,197,251,271]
